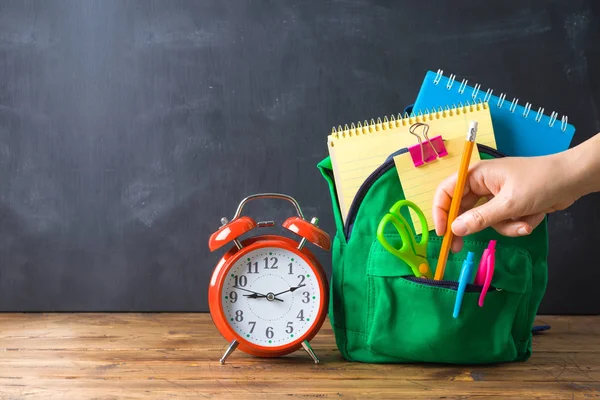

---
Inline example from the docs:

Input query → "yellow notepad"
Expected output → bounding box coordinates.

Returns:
[393,137,481,235]
[327,102,496,222]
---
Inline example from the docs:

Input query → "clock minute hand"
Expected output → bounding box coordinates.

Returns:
[234,286,284,302]
[274,284,306,297]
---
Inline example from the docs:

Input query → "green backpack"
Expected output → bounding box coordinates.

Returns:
[317,144,549,364]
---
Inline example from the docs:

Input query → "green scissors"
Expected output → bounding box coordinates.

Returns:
[376,200,433,279]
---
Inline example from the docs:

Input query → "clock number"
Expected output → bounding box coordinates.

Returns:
[247,261,258,274]
[233,275,247,287]
[288,262,293,275]
[297,274,305,286]
[302,291,310,303]
[229,291,237,303]
[297,309,305,321]
[264,257,278,269]
[286,322,294,334]
[248,321,256,333]
[266,326,274,339]
[235,310,243,322]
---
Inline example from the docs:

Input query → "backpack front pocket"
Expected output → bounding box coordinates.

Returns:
[365,236,532,364]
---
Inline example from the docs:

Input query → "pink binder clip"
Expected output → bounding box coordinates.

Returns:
[408,123,448,167]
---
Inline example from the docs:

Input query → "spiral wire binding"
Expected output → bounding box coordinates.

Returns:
[483,88,493,103]
[472,83,481,99]
[509,98,519,113]
[458,79,468,94]
[329,69,570,141]
[431,69,569,133]
[328,101,489,142]
[523,102,532,118]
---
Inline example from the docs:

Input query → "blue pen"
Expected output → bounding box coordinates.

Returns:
[453,252,475,318]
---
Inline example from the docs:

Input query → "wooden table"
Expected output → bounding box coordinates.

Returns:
[0,314,598,399]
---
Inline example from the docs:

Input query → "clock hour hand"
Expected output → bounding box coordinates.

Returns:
[244,292,265,299]
[243,293,284,302]
[274,283,306,297]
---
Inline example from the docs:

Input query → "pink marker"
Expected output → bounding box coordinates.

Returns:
[476,240,496,307]
[474,248,489,286]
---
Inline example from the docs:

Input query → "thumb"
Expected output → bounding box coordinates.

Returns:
[451,196,512,236]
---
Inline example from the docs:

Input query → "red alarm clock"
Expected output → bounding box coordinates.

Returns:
[208,193,331,364]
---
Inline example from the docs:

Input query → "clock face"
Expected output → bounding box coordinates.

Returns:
[220,246,322,347]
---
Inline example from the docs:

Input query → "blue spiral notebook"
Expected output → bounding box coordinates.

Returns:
[412,70,576,157]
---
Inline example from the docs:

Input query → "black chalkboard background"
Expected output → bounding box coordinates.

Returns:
[0,0,599,313]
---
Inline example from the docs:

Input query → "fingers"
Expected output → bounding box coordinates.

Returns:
[459,192,486,215]
[489,213,546,237]
[432,161,494,236]
[451,195,512,236]
[432,207,448,237]
[447,213,544,253]
[448,193,485,246]
[432,173,475,236]
[526,213,547,230]
[451,235,464,254]
[432,173,456,236]
[432,179,481,253]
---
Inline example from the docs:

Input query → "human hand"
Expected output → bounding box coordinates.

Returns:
[432,153,579,253]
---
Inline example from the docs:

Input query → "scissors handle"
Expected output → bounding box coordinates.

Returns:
[389,200,429,253]
[376,200,432,278]
[376,213,414,258]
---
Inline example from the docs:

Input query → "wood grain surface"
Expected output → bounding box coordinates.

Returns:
[0,313,598,399]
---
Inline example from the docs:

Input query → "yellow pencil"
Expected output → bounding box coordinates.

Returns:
[434,120,478,280]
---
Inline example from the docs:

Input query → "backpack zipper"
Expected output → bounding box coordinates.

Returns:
[343,144,505,240]
[402,276,496,292]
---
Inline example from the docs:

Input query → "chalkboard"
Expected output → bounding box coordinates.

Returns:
[0,0,598,313]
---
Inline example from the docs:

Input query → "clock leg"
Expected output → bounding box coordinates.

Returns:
[301,340,320,364]
[219,340,239,364]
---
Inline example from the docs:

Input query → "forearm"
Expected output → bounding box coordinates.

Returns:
[564,132,600,199]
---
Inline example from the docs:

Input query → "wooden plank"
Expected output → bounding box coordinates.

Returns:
[0,314,598,352]
[0,378,598,399]
[0,313,598,399]
[1,350,600,383]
